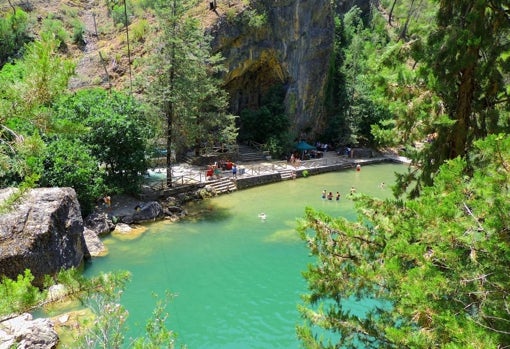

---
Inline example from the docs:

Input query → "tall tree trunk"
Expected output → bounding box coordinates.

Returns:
[451,54,476,158]
[388,0,397,27]
[194,114,201,157]
[399,0,415,41]
[166,0,177,188]
[123,0,133,94]
[7,0,15,15]
[165,101,173,188]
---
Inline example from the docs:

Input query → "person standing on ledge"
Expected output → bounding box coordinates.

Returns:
[103,195,111,210]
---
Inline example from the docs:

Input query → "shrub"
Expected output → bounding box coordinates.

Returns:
[51,89,154,195]
[39,138,106,215]
[0,270,46,316]
[0,9,30,66]
[72,19,86,45]
[41,18,68,50]
[131,18,149,42]
[111,4,132,26]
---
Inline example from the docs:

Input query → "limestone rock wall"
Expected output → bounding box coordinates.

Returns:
[0,188,88,286]
[209,0,334,137]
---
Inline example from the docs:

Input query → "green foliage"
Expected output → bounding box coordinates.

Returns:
[72,19,86,45]
[369,0,510,196]
[41,18,69,50]
[143,0,238,184]
[0,129,46,187]
[69,272,179,349]
[52,267,88,295]
[245,8,266,29]
[323,5,393,147]
[0,8,30,67]
[39,139,106,215]
[52,88,153,194]
[131,293,177,349]
[0,174,38,214]
[71,271,131,349]
[239,84,289,154]
[298,134,510,348]
[111,4,132,27]
[0,33,75,123]
[0,270,46,316]
[131,18,149,42]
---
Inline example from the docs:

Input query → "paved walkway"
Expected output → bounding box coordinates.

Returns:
[144,150,407,190]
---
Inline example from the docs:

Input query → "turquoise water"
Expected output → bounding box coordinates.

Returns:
[83,163,406,348]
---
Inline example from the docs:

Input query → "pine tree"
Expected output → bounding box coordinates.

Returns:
[393,0,510,195]
[298,134,510,348]
[144,0,237,187]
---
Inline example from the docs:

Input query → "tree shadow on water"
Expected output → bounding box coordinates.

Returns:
[182,200,232,223]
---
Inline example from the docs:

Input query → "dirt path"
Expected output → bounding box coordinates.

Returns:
[68,0,110,90]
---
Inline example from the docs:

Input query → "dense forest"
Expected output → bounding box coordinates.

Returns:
[1,0,510,347]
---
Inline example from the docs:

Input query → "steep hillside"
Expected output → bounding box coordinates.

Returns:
[0,0,246,92]
[1,0,369,137]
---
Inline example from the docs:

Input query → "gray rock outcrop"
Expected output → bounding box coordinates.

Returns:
[83,212,114,236]
[210,0,334,136]
[0,188,89,287]
[83,227,108,257]
[0,313,58,349]
[119,201,164,224]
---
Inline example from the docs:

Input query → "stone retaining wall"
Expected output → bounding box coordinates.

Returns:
[234,157,400,189]
[157,157,403,199]
[236,173,283,190]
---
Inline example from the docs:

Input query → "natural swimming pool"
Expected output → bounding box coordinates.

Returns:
[83,163,407,348]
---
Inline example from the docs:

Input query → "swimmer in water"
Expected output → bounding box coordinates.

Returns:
[258,212,267,220]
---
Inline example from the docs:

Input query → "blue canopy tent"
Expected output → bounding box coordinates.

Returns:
[295,141,316,160]
[295,141,316,151]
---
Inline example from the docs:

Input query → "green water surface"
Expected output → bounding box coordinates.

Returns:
[84,163,406,348]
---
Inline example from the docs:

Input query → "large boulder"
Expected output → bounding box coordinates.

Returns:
[118,201,164,224]
[0,313,58,349]
[0,188,89,287]
[83,212,114,236]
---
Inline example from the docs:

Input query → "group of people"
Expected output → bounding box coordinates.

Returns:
[322,190,341,201]
[206,160,237,180]
[315,142,329,152]
[321,186,358,201]
[288,153,302,165]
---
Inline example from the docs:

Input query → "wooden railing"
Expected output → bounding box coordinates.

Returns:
[200,144,239,155]
[144,155,352,190]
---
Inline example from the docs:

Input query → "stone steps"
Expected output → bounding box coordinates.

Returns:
[208,177,237,194]
[278,169,295,180]
[238,144,267,162]
[239,152,267,162]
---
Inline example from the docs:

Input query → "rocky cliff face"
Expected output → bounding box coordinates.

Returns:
[0,188,89,287]
[336,0,373,16]
[209,0,334,137]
